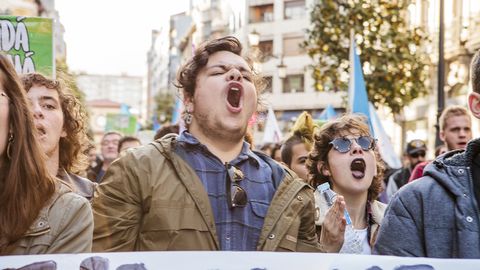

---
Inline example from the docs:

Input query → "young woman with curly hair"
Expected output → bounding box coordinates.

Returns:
[306,114,386,254]
[21,72,95,200]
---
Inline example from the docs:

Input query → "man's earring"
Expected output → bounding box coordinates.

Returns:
[184,105,192,125]
[6,131,14,160]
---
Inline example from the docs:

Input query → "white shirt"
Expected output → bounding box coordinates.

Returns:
[355,227,371,254]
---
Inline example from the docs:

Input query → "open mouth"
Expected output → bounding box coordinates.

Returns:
[350,158,366,179]
[36,125,46,136]
[227,85,242,108]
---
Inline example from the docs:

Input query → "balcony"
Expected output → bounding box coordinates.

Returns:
[249,4,274,23]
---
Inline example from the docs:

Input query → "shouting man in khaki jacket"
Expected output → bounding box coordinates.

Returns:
[92,36,320,252]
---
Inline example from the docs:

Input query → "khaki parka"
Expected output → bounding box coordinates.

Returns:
[10,182,93,254]
[92,134,320,252]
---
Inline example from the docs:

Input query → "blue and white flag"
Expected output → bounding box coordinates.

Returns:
[120,103,130,115]
[369,102,402,168]
[349,33,401,169]
[318,104,338,121]
[348,35,371,131]
[152,114,161,131]
[262,105,283,144]
[171,97,183,125]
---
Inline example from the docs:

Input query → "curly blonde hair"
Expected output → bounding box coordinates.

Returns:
[281,111,316,167]
[21,73,89,174]
[306,114,385,201]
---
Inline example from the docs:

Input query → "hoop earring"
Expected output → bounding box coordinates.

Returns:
[6,132,13,160]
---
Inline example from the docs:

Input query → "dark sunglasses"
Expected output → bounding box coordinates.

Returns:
[410,151,426,158]
[330,136,376,153]
[225,164,247,208]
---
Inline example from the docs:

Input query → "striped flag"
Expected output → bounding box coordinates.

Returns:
[349,32,401,169]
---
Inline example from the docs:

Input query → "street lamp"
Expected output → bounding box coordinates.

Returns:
[277,56,287,79]
[249,30,287,79]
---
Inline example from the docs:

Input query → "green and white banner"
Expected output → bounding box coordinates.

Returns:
[105,113,138,136]
[0,16,55,77]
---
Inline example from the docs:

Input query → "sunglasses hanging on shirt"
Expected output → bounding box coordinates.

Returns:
[225,163,247,209]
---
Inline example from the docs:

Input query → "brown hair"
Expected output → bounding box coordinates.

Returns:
[0,55,56,254]
[118,136,141,153]
[21,73,89,174]
[175,36,265,117]
[471,49,480,94]
[439,105,470,131]
[306,114,385,201]
[154,124,179,140]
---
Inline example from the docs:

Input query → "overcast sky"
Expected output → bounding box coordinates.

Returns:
[55,0,189,77]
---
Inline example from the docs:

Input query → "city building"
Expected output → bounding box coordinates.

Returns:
[244,0,343,141]
[402,0,480,155]
[164,0,480,153]
[146,29,170,119]
[85,99,122,146]
[76,73,144,118]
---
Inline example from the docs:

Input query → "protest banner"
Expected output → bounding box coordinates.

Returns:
[0,15,55,77]
[1,251,480,269]
[105,113,137,135]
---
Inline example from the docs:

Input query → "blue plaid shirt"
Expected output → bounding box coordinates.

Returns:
[174,131,276,250]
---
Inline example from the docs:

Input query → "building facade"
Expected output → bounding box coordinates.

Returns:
[76,73,144,117]
[402,0,480,155]
[244,0,343,138]
[147,29,170,119]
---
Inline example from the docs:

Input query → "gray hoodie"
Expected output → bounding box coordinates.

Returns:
[373,138,480,258]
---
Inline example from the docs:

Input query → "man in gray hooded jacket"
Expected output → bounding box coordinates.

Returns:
[374,50,480,258]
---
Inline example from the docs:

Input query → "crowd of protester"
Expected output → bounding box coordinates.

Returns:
[1,36,480,259]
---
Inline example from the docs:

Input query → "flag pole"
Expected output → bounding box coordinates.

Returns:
[348,29,355,113]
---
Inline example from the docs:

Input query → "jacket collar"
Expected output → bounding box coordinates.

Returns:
[177,131,261,167]
[435,137,480,167]
[57,168,95,199]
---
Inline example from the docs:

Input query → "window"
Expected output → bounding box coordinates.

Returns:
[263,76,273,93]
[283,74,304,93]
[258,40,273,61]
[250,4,274,23]
[283,36,304,56]
[202,21,212,38]
[284,0,305,20]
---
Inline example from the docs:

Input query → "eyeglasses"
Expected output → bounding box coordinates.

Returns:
[225,163,247,208]
[101,139,119,147]
[329,136,376,153]
[410,151,426,158]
